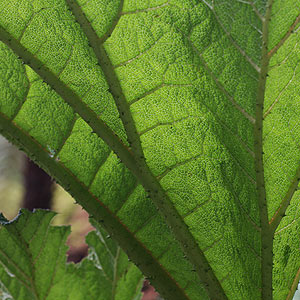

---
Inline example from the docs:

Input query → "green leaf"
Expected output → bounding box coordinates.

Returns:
[0,209,143,300]
[84,219,143,300]
[0,1,300,299]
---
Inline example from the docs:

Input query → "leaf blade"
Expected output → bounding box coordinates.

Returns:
[0,210,144,300]
[0,0,263,298]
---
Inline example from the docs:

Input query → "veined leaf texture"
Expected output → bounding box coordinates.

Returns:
[0,210,143,299]
[0,0,299,299]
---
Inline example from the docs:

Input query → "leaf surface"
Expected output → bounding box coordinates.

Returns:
[0,209,143,300]
[0,1,300,299]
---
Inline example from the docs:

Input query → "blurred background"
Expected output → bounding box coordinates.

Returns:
[0,135,159,300]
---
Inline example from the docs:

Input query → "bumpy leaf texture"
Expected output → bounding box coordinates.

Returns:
[0,0,299,299]
[0,210,143,300]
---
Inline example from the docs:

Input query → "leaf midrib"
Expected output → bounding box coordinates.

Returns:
[66,1,228,299]
[4,1,299,299]
[0,25,191,299]
[254,1,274,299]
[0,112,189,300]
[0,1,228,297]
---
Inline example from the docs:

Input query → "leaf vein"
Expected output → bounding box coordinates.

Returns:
[0,113,191,300]
[87,150,112,189]
[268,13,300,58]
[205,1,261,72]
[264,61,299,119]
[186,34,256,124]
[120,2,170,16]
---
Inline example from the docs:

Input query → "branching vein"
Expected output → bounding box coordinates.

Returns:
[268,13,300,58]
